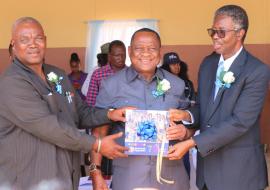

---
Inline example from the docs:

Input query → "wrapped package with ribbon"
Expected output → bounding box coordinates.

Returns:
[125,109,175,184]
[125,110,169,156]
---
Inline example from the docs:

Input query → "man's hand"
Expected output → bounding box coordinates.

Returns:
[166,122,187,140]
[167,138,196,160]
[107,106,136,122]
[91,171,109,190]
[92,132,129,159]
[169,109,191,122]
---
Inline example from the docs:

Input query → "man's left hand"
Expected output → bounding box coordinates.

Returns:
[166,122,187,140]
[167,138,196,160]
[107,106,136,122]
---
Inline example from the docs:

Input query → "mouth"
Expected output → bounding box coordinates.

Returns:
[116,61,124,65]
[28,51,40,56]
[140,59,151,64]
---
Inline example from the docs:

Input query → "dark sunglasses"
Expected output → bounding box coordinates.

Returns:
[207,28,240,38]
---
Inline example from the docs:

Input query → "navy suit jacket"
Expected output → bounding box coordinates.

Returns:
[190,49,269,190]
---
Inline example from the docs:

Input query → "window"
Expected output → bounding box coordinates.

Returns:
[85,19,159,74]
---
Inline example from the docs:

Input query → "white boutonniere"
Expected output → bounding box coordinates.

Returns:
[152,78,171,98]
[47,72,63,94]
[216,70,235,89]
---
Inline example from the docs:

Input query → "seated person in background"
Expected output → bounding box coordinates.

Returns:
[0,16,130,190]
[90,28,191,190]
[161,52,196,106]
[68,52,87,101]
[81,42,110,96]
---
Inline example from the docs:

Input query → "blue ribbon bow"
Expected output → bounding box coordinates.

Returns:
[137,121,157,141]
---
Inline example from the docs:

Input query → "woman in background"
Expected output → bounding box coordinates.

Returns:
[161,52,196,177]
[68,52,88,101]
[161,52,196,106]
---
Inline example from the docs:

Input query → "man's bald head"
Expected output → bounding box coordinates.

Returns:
[12,17,44,37]
[11,17,46,67]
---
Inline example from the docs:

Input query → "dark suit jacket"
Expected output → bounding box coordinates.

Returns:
[190,49,270,190]
[0,59,110,190]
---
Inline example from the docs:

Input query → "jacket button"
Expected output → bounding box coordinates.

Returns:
[207,148,214,153]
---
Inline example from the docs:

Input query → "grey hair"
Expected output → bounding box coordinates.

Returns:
[12,17,43,36]
[215,5,249,41]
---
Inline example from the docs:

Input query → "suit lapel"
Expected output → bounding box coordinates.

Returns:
[205,49,248,122]
[13,59,52,94]
[203,55,219,121]
[42,64,60,93]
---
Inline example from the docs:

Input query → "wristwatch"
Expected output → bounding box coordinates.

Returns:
[89,163,101,173]
[107,108,115,121]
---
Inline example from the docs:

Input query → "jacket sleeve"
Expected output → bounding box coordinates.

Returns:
[193,63,270,157]
[0,76,96,153]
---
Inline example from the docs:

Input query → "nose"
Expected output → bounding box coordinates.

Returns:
[28,38,39,47]
[140,48,152,57]
[212,31,219,40]
[116,54,125,61]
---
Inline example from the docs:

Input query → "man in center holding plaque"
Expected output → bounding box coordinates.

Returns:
[91,28,191,190]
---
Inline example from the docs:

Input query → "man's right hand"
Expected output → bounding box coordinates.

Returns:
[92,132,128,159]
[91,171,109,190]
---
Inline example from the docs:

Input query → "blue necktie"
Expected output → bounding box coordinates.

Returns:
[214,61,224,100]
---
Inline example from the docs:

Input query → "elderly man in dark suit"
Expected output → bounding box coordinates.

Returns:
[168,5,270,190]
[0,17,129,190]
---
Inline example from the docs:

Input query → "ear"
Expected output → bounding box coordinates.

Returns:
[128,46,132,57]
[237,29,245,41]
[108,52,112,63]
[10,40,15,48]
[158,46,162,59]
[10,39,15,52]
[44,35,47,48]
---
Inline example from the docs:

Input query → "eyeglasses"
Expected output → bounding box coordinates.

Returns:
[207,28,240,38]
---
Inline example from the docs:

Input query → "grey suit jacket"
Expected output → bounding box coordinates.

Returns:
[190,49,269,190]
[0,59,110,190]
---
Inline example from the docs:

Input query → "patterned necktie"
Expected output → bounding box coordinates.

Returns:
[214,61,224,100]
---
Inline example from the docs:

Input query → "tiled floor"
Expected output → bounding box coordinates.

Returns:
[189,149,270,190]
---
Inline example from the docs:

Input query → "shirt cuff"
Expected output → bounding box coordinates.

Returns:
[182,110,194,125]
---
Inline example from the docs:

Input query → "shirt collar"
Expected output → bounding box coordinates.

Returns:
[13,58,38,74]
[108,64,127,73]
[126,66,165,83]
[219,46,243,71]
